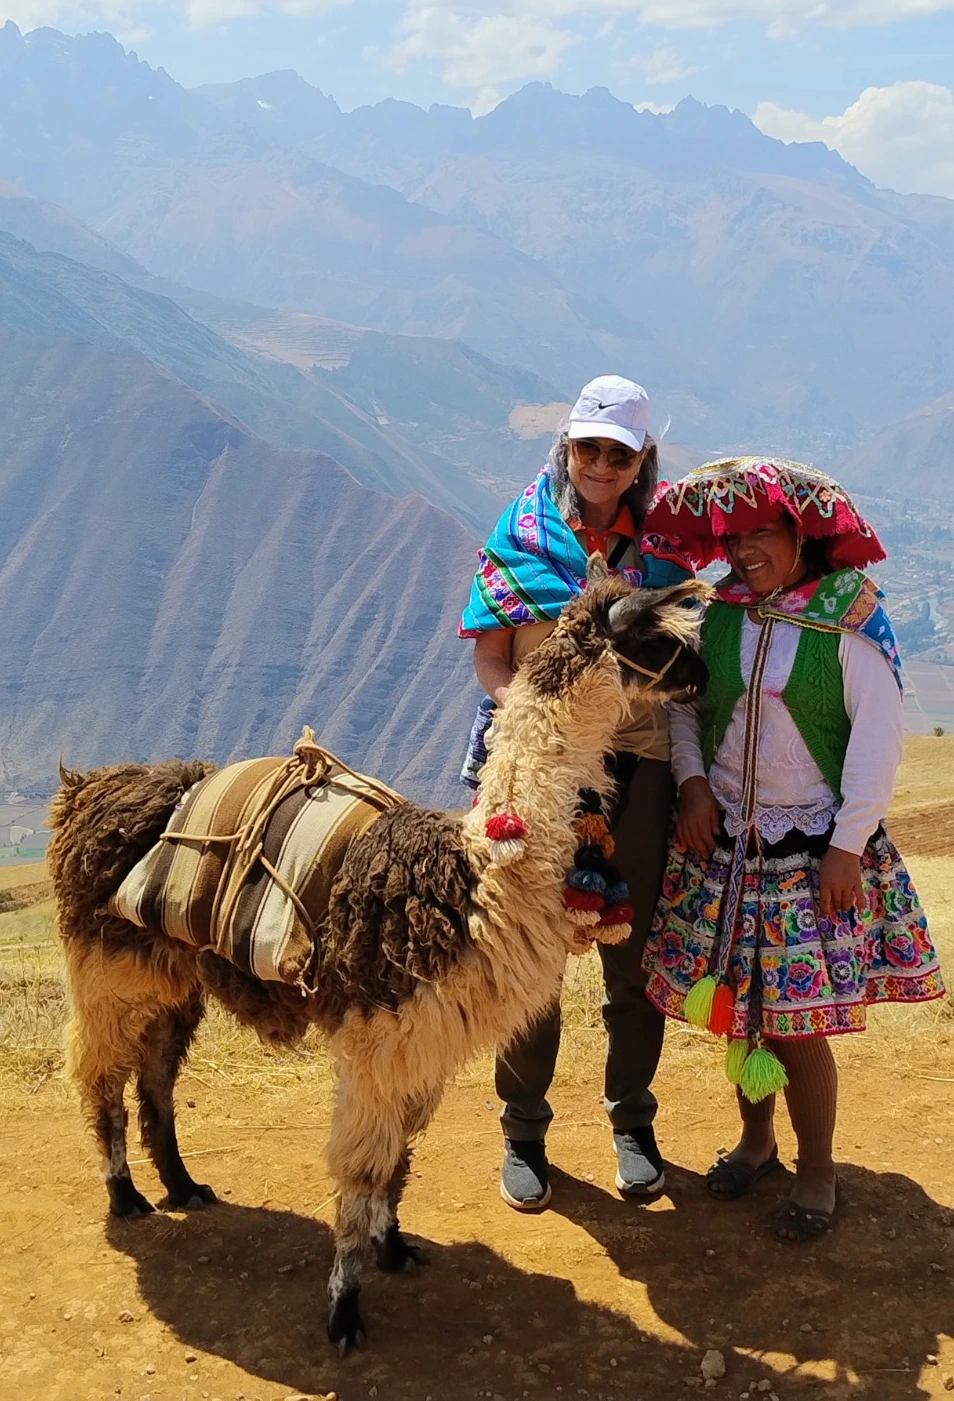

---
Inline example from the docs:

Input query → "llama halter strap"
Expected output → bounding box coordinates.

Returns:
[615,645,680,690]
[562,627,681,693]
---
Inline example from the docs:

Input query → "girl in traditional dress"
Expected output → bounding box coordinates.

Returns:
[460,375,692,1211]
[642,458,943,1240]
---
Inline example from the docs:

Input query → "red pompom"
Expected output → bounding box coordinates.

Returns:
[599,903,634,925]
[707,981,736,1035]
[486,812,527,841]
[564,887,605,912]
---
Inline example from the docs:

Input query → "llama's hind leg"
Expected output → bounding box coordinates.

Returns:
[95,1073,154,1217]
[67,967,157,1217]
[136,990,216,1209]
[63,931,198,1218]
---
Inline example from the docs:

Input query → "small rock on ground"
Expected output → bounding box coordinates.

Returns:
[701,1350,726,1381]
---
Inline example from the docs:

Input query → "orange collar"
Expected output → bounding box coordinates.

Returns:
[576,504,636,558]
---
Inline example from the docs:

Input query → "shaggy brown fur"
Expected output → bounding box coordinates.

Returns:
[50,566,708,1356]
[50,759,214,928]
[315,802,474,1021]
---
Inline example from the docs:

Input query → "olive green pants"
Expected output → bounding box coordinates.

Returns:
[495,756,674,1140]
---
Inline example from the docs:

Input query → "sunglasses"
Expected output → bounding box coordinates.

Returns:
[571,439,640,473]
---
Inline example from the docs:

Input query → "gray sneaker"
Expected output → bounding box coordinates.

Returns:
[500,1139,552,1211]
[614,1127,665,1197]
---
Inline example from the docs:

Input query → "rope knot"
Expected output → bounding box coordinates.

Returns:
[293,724,329,780]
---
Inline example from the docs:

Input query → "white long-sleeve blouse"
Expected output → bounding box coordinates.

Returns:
[669,613,904,855]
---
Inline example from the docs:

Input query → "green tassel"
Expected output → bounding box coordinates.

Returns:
[684,974,717,1030]
[725,1038,749,1085]
[739,1044,789,1104]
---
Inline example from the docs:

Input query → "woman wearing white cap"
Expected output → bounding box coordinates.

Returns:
[459,375,693,1209]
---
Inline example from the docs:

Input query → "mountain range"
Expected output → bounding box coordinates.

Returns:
[4,22,954,454]
[0,325,480,801]
[1,21,952,794]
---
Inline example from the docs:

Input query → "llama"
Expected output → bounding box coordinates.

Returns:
[49,563,708,1353]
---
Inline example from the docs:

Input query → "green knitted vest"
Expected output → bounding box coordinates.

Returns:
[700,602,851,797]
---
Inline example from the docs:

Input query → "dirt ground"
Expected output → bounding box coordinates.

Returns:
[2,740,952,1401]
[2,1031,953,1401]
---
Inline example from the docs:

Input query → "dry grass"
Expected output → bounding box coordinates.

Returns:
[0,859,51,891]
[2,746,951,1105]
[888,734,954,813]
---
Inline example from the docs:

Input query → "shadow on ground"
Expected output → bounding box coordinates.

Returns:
[106,1196,801,1400]
[547,1159,954,1401]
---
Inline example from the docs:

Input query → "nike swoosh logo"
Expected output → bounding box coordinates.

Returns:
[597,401,615,410]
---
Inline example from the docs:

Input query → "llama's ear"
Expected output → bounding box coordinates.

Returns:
[586,551,610,584]
[607,578,712,635]
[653,579,714,607]
[606,590,650,632]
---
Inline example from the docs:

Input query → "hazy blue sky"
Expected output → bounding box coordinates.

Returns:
[5,1,954,195]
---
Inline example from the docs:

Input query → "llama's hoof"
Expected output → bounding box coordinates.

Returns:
[327,1287,366,1355]
[107,1176,156,1219]
[375,1222,429,1274]
[165,1182,218,1210]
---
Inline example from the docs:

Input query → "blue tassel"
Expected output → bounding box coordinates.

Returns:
[567,868,607,895]
[604,880,629,905]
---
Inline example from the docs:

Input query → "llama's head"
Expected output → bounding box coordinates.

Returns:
[522,556,710,706]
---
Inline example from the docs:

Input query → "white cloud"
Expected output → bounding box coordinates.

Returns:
[623,44,700,83]
[385,6,575,107]
[115,21,151,40]
[3,0,349,30]
[382,0,954,41]
[600,0,954,30]
[634,99,674,113]
[377,0,954,106]
[754,80,954,197]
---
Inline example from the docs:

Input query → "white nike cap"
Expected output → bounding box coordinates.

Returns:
[567,375,651,453]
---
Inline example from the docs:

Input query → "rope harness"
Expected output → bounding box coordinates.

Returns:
[161,727,401,957]
[614,645,681,690]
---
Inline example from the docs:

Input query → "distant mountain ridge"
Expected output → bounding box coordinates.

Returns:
[0,325,480,802]
[0,23,650,395]
[4,22,954,458]
[837,390,954,499]
[0,224,507,533]
[1,18,952,798]
[195,76,863,189]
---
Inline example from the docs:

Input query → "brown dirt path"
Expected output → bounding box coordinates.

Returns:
[2,1036,953,1401]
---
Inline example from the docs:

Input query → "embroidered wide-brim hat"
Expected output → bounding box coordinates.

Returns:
[645,457,886,569]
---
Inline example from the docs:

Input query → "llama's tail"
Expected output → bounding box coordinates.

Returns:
[48,757,214,931]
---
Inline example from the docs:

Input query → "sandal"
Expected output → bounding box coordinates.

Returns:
[773,1200,834,1242]
[706,1148,782,1200]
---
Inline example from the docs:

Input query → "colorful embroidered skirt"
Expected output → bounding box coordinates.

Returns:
[643,823,943,1038]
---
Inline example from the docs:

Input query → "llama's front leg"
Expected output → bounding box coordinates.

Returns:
[325,1068,419,1351]
[327,1187,384,1353]
[136,993,216,1210]
[374,1147,425,1273]
[374,1086,443,1274]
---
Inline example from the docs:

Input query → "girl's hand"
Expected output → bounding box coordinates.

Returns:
[676,776,721,858]
[819,845,864,917]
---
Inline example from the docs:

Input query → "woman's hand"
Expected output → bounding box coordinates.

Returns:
[676,776,721,858]
[474,630,515,709]
[819,845,864,918]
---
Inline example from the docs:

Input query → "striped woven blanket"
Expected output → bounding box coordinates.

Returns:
[109,733,402,985]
